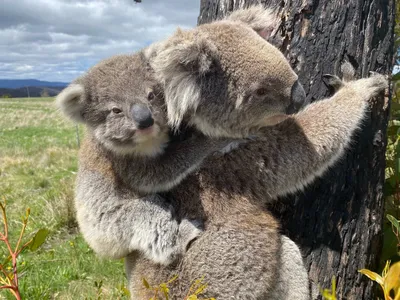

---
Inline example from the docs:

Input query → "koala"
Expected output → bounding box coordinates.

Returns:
[144,6,307,139]
[125,6,388,300]
[55,53,239,265]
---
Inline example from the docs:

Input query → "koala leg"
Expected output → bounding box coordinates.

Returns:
[269,235,310,300]
[128,213,314,300]
[177,213,281,300]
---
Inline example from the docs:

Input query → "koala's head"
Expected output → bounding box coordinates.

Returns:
[56,53,169,157]
[148,5,307,138]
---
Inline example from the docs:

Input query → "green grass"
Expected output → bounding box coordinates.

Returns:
[0,97,128,299]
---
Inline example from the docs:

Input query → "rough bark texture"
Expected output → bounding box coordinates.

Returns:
[199,0,394,299]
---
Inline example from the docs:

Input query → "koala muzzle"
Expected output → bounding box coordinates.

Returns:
[286,81,307,114]
[131,104,154,129]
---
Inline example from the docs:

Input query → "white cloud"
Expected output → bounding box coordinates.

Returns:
[15,64,34,72]
[0,0,200,82]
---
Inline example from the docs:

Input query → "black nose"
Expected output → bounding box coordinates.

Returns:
[286,80,308,114]
[131,104,154,129]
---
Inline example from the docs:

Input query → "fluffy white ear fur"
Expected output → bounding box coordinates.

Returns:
[151,32,215,129]
[55,84,85,123]
[142,40,166,61]
[225,5,280,40]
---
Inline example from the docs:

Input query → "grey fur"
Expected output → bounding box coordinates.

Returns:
[126,6,388,299]
[270,236,310,299]
[56,53,238,265]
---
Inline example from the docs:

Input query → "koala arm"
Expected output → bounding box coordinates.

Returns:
[254,74,387,198]
[75,170,201,265]
[121,136,234,193]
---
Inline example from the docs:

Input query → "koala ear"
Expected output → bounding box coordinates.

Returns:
[225,5,280,40]
[160,30,216,75]
[142,40,165,61]
[55,83,86,123]
[151,30,217,129]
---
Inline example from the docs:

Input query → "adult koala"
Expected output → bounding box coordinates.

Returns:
[126,5,388,300]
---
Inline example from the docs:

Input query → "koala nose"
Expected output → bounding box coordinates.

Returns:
[286,80,308,114]
[131,104,154,129]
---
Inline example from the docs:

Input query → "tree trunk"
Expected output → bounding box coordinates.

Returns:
[198,0,394,299]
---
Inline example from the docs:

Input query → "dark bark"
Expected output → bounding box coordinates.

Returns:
[198,0,395,299]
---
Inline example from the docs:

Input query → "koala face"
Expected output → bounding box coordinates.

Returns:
[150,6,307,138]
[189,22,305,137]
[56,54,169,156]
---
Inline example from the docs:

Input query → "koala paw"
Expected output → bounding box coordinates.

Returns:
[322,74,343,91]
[178,219,204,251]
[369,70,380,77]
[355,73,388,99]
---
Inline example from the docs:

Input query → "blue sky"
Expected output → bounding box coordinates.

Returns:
[0,0,200,82]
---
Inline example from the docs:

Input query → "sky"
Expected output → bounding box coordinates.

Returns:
[0,0,200,83]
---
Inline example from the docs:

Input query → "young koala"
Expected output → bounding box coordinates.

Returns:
[56,53,238,265]
[125,6,389,300]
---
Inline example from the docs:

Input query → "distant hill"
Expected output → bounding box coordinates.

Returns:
[0,79,68,89]
[0,79,68,98]
[0,86,65,98]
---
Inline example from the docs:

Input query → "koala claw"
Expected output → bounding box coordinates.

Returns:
[178,219,204,251]
[322,74,343,90]
[188,219,204,230]
[369,70,380,77]
[322,74,340,83]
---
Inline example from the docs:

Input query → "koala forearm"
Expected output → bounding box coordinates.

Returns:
[259,76,384,198]
[122,137,232,193]
[75,171,183,264]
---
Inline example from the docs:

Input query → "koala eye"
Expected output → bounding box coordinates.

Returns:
[147,92,155,101]
[255,88,268,97]
[111,107,122,114]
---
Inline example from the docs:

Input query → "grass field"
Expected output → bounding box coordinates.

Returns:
[0,97,128,299]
